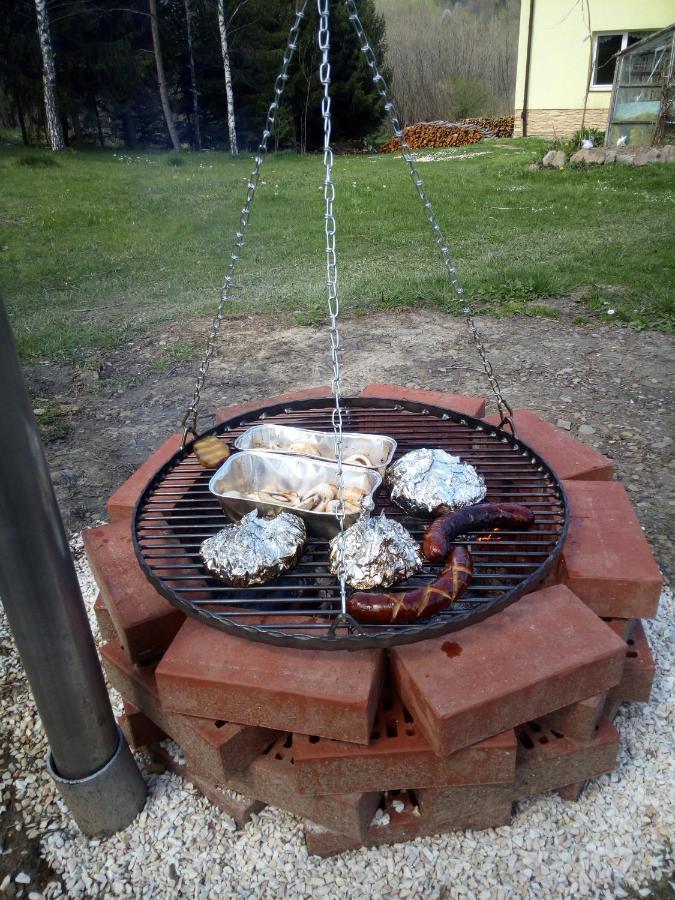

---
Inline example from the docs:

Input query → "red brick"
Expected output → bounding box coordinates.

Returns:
[391,585,626,755]
[94,593,116,643]
[101,640,276,777]
[483,409,613,481]
[604,692,624,724]
[602,617,637,640]
[186,770,266,827]
[107,433,184,523]
[513,716,619,800]
[608,621,656,705]
[535,693,606,744]
[155,618,385,744]
[359,384,485,418]
[560,481,662,619]
[84,523,185,663]
[118,702,166,748]
[214,386,333,425]
[420,717,618,807]
[416,783,513,822]
[149,744,265,827]
[179,716,278,781]
[558,781,586,802]
[227,734,381,841]
[101,640,179,737]
[303,791,512,857]
[293,686,516,795]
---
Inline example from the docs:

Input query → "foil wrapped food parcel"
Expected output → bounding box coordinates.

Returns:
[386,448,486,516]
[200,509,306,587]
[329,513,422,590]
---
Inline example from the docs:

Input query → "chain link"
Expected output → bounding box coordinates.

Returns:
[181,1,309,443]
[317,0,348,615]
[342,0,515,433]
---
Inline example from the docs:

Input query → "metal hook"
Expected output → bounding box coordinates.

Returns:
[328,612,366,637]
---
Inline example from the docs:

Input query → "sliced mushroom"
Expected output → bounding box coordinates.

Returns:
[344,453,372,467]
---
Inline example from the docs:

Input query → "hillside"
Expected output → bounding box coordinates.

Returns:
[374,0,519,122]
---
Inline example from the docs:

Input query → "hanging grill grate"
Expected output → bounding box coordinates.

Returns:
[133,397,568,650]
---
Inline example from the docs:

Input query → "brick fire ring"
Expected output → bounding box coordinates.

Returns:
[85,385,662,854]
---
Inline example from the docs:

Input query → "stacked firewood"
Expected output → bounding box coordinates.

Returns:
[378,115,515,153]
[379,123,483,153]
[462,115,515,138]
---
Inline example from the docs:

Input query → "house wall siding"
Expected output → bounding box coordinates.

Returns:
[514,0,673,138]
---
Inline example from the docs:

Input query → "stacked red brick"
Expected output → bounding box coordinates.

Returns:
[86,385,661,856]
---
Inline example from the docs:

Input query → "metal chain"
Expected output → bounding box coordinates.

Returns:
[181,0,309,444]
[318,0,348,616]
[342,0,515,433]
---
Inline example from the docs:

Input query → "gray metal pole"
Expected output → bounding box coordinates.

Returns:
[0,296,146,835]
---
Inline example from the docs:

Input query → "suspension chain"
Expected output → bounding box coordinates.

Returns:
[343,0,515,433]
[181,0,309,444]
[317,0,348,615]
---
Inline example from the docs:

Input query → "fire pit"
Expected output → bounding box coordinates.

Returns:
[86,387,662,857]
[132,397,567,649]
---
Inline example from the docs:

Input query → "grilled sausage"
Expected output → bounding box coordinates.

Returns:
[347,545,473,625]
[422,502,535,563]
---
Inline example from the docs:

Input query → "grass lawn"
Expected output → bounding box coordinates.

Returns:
[1,138,673,362]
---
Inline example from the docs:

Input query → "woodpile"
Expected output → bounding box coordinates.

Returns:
[379,123,482,153]
[378,115,515,153]
[462,115,515,138]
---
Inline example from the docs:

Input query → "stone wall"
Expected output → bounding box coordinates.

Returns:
[514,108,609,139]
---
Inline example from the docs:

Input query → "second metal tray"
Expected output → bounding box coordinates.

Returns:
[234,423,396,473]
[209,449,382,539]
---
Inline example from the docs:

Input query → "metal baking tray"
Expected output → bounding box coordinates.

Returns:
[233,424,396,473]
[209,449,383,539]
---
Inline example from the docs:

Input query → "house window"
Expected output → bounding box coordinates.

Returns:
[591,32,648,89]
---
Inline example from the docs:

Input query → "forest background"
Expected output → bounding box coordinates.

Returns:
[0,0,518,152]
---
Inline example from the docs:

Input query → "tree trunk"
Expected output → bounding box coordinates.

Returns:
[72,112,83,146]
[148,0,180,151]
[217,0,238,155]
[183,0,202,150]
[121,109,137,148]
[33,0,65,151]
[93,97,105,148]
[13,86,29,146]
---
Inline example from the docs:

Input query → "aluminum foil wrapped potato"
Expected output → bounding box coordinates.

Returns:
[386,448,486,516]
[329,513,422,590]
[200,509,306,587]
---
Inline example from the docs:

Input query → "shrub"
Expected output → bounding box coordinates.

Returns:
[448,76,493,120]
[17,154,59,168]
[543,127,606,161]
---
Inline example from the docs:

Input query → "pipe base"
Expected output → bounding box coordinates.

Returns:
[47,725,147,837]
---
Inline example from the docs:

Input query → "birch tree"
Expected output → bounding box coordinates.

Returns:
[148,0,180,151]
[217,0,238,155]
[183,0,201,149]
[34,0,65,151]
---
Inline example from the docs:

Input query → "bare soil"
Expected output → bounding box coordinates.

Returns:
[25,306,674,582]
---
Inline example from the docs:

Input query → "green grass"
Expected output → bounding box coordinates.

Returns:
[1,138,673,361]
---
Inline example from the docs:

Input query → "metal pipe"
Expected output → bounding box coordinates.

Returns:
[521,0,535,137]
[0,296,146,833]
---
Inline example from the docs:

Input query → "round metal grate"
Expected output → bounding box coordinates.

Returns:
[133,398,568,649]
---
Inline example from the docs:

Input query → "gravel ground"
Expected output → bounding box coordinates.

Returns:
[0,537,673,899]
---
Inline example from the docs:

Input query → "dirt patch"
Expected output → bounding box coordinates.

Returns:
[23,306,674,581]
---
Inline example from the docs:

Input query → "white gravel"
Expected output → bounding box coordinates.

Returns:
[0,535,672,899]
